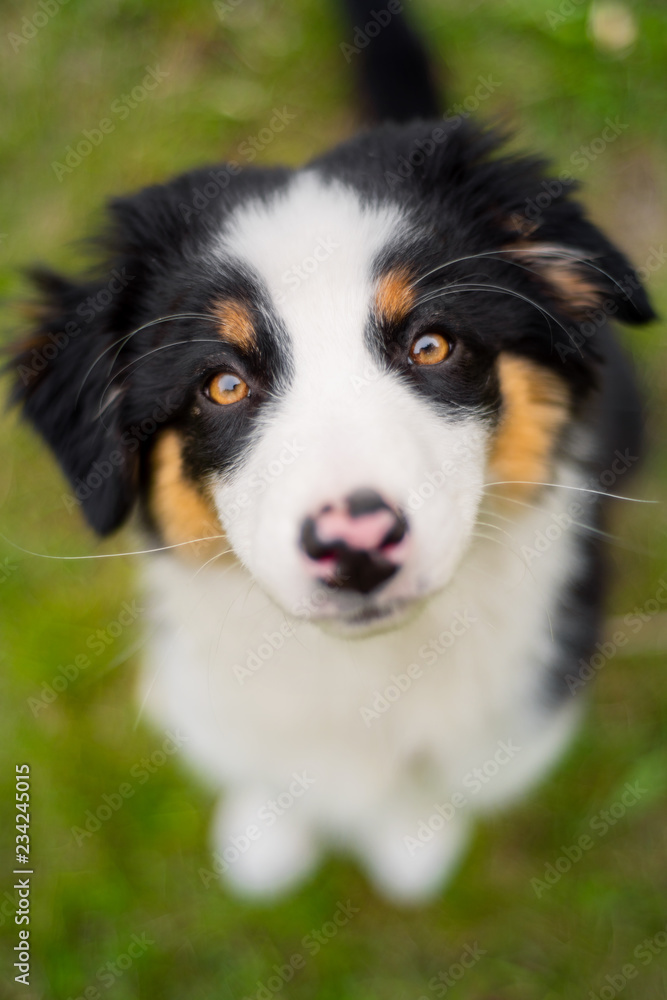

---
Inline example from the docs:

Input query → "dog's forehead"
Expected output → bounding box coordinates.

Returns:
[214,171,411,361]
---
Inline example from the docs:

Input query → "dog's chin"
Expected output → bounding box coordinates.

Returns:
[306,559,463,638]
[311,594,428,639]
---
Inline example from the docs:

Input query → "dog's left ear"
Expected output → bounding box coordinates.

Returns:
[504,197,656,327]
[7,266,142,535]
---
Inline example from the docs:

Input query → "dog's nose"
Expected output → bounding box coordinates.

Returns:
[300,489,409,595]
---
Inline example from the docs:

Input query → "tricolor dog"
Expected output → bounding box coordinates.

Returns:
[8,1,654,901]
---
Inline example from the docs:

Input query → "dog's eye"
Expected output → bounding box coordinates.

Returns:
[409,332,450,366]
[206,372,249,405]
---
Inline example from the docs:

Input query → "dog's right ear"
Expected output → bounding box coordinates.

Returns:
[6,169,230,535]
[7,265,141,535]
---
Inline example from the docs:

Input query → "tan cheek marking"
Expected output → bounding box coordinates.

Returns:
[150,430,229,564]
[489,354,571,501]
[374,268,416,326]
[211,299,256,350]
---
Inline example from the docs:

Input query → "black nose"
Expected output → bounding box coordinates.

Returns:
[300,489,409,596]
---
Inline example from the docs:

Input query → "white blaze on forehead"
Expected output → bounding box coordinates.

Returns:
[215,170,409,373]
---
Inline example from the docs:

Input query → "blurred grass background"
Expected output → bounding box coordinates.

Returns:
[0,0,666,997]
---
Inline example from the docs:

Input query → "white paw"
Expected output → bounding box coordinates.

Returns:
[210,790,320,898]
[355,812,470,904]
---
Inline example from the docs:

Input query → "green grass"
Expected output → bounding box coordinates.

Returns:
[1,1,666,997]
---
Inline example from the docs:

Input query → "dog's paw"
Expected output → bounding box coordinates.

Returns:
[355,810,470,904]
[210,790,320,898]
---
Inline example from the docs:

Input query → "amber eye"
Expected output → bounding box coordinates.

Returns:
[206,371,249,405]
[409,332,451,366]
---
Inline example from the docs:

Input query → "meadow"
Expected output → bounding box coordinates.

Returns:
[0,1,666,997]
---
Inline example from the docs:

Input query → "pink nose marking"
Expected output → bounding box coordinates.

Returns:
[300,490,409,594]
[316,507,397,551]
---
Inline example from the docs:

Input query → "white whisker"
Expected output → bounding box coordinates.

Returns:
[469,529,554,640]
[76,312,222,405]
[484,482,658,503]
[413,247,633,306]
[0,532,230,561]
[189,546,235,584]
[474,519,517,543]
[98,337,226,413]
[414,282,580,351]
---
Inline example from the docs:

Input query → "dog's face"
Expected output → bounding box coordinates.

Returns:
[207,172,495,630]
[11,123,653,633]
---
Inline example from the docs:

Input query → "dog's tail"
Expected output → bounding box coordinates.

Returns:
[340,0,441,123]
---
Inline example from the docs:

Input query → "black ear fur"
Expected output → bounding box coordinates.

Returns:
[439,126,657,328]
[8,264,141,535]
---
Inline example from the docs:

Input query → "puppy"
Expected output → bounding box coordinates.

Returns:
[9,1,653,901]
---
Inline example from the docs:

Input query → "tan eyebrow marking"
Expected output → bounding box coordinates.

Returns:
[210,298,256,350]
[374,268,416,326]
[504,243,601,315]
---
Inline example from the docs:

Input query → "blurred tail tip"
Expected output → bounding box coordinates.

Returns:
[340,0,442,123]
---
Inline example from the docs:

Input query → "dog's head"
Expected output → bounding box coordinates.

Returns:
[9,123,653,632]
